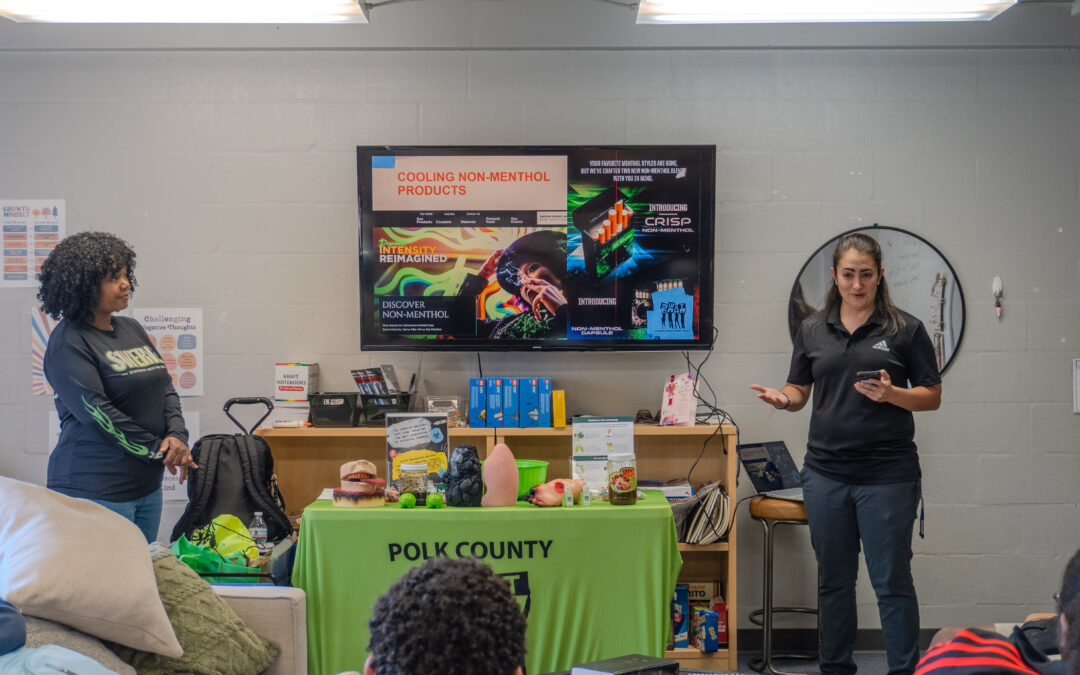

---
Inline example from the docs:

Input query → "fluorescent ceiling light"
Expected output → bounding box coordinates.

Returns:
[0,0,370,23]
[637,0,1018,23]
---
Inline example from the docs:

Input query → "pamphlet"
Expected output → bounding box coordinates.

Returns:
[570,416,634,456]
[570,416,634,494]
[659,372,696,426]
[385,412,449,491]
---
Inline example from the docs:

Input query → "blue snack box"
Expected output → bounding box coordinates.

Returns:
[486,377,504,427]
[469,378,486,428]
[538,377,552,427]
[520,378,540,428]
[502,378,520,428]
[672,583,690,648]
[695,608,719,653]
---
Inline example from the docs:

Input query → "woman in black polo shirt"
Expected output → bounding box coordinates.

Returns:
[38,231,195,543]
[751,232,942,675]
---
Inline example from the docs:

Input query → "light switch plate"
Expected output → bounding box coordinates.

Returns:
[1074,358,1080,414]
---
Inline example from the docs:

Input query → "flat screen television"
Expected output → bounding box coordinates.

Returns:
[357,145,716,351]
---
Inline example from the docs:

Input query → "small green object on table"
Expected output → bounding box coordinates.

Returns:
[399,493,417,509]
[425,493,444,508]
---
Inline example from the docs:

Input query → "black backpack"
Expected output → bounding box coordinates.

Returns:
[170,398,293,545]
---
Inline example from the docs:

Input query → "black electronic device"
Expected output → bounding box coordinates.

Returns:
[356,145,716,351]
[569,653,679,675]
[855,370,882,381]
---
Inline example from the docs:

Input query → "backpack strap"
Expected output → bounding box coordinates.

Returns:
[170,435,224,542]
[235,435,293,543]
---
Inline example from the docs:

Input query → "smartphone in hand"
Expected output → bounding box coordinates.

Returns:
[855,370,881,382]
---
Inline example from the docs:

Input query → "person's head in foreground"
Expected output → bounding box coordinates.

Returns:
[365,556,527,675]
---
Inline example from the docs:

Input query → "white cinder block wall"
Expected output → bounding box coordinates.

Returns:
[0,46,1078,633]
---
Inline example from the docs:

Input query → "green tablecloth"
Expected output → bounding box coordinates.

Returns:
[292,490,683,675]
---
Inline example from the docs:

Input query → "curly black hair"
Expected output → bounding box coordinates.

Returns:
[367,557,527,675]
[37,231,137,322]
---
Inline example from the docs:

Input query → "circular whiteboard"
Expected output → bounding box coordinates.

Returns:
[788,225,965,374]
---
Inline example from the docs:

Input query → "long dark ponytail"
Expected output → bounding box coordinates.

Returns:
[824,232,906,336]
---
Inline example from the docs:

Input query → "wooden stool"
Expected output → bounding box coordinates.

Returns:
[748,496,819,675]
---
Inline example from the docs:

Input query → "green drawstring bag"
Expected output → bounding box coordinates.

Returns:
[170,520,257,584]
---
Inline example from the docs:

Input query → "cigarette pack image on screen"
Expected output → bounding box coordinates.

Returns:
[357,145,716,352]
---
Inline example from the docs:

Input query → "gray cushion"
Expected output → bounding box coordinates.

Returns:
[24,616,136,675]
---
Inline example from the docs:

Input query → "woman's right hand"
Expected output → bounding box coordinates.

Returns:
[750,384,789,409]
[520,277,567,317]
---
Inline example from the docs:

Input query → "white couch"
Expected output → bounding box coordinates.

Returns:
[214,585,308,675]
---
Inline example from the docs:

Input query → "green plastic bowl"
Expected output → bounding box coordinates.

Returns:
[515,459,549,498]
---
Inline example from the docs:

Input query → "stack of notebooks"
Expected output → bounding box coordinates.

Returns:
[638,479,694,502]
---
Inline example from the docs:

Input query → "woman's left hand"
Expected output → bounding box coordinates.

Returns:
[854,369,893,403]
[161,436,198,483]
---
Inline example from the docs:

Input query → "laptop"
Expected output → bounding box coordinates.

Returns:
[737,441,803,502]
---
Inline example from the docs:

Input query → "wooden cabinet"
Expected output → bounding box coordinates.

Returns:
[256,423,738,671]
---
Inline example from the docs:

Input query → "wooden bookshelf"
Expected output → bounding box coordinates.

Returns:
[256,422,739,671]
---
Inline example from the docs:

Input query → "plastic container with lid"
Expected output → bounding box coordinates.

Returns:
[399,463,429,505]
[606,453,637,505]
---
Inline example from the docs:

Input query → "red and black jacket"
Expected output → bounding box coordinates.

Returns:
[916,628,1063,675]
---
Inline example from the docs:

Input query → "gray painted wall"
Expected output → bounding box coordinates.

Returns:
[0,35,1077,631]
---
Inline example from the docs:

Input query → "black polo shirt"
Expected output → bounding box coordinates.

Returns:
[787,306,941,485]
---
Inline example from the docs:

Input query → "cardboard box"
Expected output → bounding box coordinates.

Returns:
[469,378,487,427]
[685,581,721,606]
[694,608,720,653]
[486,377,504,428]
[712,598,728,647]
[541,378,555,427]
[520,378,540,428]
[502,378,520,428]
[672,584,690,648]
[275,363,318,402]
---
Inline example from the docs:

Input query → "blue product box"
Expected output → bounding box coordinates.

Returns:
[469,378,486,428]
[538,377,552,427]
[694,609,719,653]
[520,378,540,428]
[486,377,504,427]
[502,378,520,428]
[672,584,690,648]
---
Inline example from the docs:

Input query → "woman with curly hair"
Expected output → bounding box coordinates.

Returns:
[38,231,194,542]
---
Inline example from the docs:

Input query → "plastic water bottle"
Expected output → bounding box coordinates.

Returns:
[249,511,270,555]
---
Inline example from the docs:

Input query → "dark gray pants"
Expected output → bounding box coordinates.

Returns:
[801,466,920,675]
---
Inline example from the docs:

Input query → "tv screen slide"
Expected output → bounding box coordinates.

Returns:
[357,145,716,351]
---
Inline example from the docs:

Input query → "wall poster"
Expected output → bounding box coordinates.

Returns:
[2,199,64,288]
[136,308,205,397]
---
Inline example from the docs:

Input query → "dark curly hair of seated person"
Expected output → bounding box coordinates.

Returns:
[367,557,527,675]
[37,231,137,322]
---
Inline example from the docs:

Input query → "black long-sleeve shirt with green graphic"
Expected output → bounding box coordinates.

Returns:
[44,316,188,502]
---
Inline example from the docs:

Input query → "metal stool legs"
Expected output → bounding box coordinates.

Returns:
[748,517,819,675]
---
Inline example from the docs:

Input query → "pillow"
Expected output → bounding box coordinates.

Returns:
[0,476,182,657]
[24,616,136,675]
[107,543,280,675]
